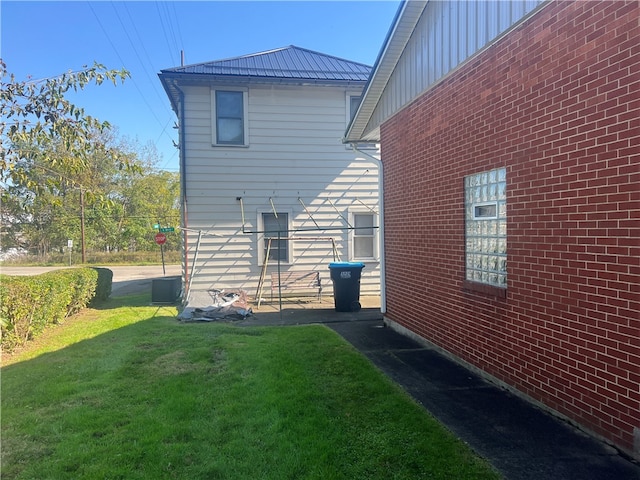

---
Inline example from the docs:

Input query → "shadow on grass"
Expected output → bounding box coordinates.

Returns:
[91,291,181,312]
[1,305,501,480]
[2,295,182,367]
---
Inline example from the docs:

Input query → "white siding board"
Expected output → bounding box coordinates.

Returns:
[367,0,546,135]
[181,82,381,298]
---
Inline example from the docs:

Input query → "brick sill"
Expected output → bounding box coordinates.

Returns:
[463,280,507,298]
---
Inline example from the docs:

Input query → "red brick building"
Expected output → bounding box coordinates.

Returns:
[346,0,639,458]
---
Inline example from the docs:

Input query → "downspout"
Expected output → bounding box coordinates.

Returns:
[351,144,386,315]
[174,81,189,302]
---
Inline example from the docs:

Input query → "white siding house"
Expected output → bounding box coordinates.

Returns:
[159,46,381,306]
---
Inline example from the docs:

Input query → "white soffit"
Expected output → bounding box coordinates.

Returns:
[344,0,427,143]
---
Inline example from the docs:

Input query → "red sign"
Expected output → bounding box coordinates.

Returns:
[155,233,167,245]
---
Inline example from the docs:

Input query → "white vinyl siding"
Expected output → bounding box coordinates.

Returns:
[182,84,381,295]
[366,0,545,136]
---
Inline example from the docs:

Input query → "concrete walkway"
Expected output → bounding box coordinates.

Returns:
[328,319,640,480]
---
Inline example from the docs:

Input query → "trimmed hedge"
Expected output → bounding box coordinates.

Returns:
[91,267,113,304]
[0,268,113,352]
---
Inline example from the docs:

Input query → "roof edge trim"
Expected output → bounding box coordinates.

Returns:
[344,0,428,143]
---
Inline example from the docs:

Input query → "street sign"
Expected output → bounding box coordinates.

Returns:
[153,224,160,229]
[159,227,175,233]
[155,233,167,245]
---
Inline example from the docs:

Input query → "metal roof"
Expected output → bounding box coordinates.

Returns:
[161,45,371,82]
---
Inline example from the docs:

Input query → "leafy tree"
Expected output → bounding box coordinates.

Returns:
[1,139,180,257]
[119,170,180,251]
[0,61,182,259]
[1,129,127,256]
[0,60,130,195]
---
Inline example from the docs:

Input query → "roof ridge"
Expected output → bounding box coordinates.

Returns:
[163,45,371,72]
[283,45,373,69]
[160,46,371,82]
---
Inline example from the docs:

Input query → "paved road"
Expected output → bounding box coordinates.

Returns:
[0,265,182,296]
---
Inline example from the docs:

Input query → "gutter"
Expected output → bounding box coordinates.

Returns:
[159,71,369,90]
[350,144,386,315]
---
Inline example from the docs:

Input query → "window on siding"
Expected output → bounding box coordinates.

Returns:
[347,94,377,150]
[212,89,247,146]
[262,213,289,263]
[349,95,361,121]
[352,212,377,260]
[464,168,507,287]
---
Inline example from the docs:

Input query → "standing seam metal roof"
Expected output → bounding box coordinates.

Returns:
[161,45,371,81]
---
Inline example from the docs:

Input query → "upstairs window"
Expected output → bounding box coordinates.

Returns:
[349,95,361,122]
[464,168,507,288]
[347,94,377,150]
[212,89,248,146]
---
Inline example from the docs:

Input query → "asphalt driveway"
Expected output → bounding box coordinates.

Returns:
[0,265,182,296]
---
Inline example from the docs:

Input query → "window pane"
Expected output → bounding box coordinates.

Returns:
[350,96,361,121]
[216,91,244,145]
[216,91,243,116]
[263,213,288,262]
[354,214,374,235]
[355,238,374,258]
[217,118,243,144]
[353,213,375,258]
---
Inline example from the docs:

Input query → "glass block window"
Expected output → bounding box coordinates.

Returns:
[464,168,507,287]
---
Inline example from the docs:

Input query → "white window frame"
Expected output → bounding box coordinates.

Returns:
[346,93,378,150]
[349,210,378,261]
[211,87,249,147]
[472,201,499,220]
[347,93,361,124]
[258,210,292,265]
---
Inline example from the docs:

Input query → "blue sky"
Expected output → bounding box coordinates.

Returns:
[1,1,400,172]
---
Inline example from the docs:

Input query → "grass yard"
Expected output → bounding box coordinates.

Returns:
[1,294,501,479]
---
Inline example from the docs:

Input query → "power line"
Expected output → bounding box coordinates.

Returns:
[87,2,175,145]
[155,1,178,66]
[169,2,185,57]
[160,1,181,59]
[111,2,173,109]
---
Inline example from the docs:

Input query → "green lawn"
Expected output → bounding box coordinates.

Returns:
[1,294,501,479]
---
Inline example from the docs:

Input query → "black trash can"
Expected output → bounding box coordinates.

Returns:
[328,262,365,312]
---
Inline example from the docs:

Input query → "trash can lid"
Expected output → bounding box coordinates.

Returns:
[328,262,365,268]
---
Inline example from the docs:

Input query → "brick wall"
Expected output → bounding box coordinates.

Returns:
[380,0,639,456]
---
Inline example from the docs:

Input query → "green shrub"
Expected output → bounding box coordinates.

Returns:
[0,268,103,352]
[0,275,40,351]
[91,267,113,304]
